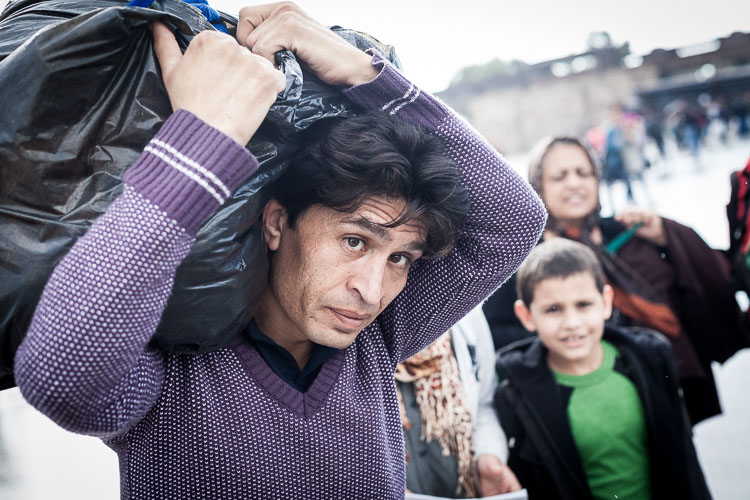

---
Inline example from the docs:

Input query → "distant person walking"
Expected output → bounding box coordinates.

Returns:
[621,110,652,205]
[602,109,635,205]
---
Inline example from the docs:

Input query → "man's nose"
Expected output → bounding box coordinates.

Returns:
[348,259,386,307]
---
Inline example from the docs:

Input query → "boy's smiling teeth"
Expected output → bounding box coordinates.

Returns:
[562,335,586,343]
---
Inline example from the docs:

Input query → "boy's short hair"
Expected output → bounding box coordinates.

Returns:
[271,111,470,258]
[516,239,606,306]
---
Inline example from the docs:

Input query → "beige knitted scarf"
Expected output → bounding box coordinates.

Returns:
[395,330,477,497]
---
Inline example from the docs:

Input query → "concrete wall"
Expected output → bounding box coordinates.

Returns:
[442,65,659,154]
[460,67,660,153]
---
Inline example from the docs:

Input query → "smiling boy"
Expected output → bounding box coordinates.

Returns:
[494,238,712,500]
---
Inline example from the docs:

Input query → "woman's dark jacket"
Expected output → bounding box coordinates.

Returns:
[484,217,749,424]
[494,325,712,500]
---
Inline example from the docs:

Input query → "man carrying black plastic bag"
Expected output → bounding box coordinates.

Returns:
[15,2,546,498]
[0,0,404,372]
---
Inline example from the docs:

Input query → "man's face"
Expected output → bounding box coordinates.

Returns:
[257,196,425,350]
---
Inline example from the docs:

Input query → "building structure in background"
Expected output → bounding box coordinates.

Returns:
[438,32,750,155]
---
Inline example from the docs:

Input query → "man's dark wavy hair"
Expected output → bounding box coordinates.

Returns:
[271,111,470,258]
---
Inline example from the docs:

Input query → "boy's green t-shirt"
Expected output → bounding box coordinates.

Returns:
[553,340,651,500]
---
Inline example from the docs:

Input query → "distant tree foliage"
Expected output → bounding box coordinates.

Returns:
[450,58,527,86]
[587,31,613,50]
[449,31,618,88]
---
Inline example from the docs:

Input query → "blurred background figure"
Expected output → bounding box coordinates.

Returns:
[726,156,750,305]
[397,307,521,498]
[620,108,653,205]
[643,107,667,160]
[602,106,636,206]
[682,103,708,157]
[601,105,653,208]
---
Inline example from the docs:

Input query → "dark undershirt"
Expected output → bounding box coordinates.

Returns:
[246,319,338,393]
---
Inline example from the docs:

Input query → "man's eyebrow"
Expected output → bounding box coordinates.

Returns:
[341,217,391,242]
[341,217,426,253]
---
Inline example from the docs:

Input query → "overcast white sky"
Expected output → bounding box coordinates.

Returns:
[210,0,750,92]
[2,0,749,92]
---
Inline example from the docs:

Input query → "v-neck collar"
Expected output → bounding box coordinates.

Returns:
[231,336,346,419]
[245,319,338,392]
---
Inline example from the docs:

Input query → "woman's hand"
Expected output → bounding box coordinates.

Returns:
[476,453,522,495]
[615,207,667,247]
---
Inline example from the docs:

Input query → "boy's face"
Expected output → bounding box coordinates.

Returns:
[514,272,613,371]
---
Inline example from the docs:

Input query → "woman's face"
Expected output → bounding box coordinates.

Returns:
[540,143,599,228]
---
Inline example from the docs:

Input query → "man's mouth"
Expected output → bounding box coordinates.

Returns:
[329,308,370,331]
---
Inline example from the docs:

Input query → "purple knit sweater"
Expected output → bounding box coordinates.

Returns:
[15,54,546,499]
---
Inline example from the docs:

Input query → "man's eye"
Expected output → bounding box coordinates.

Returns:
[345,237,364,250]
[389,254,410,268]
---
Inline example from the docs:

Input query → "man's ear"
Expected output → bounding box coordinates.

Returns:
[262,199,287,252]
[601,284,615,321]
[513,299,537,332]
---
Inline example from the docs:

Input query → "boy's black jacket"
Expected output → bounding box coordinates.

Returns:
[494,325,712,500]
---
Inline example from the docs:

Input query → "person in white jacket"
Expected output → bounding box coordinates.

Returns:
[396,306,521,498]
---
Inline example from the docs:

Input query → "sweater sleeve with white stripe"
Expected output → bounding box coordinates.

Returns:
[14,110,258,436]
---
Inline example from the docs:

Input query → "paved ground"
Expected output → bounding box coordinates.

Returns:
[0,140,748,498]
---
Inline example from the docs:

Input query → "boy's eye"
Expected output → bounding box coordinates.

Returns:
[576,301,592,309]
[544,305,560,314]
[345,237,365,251]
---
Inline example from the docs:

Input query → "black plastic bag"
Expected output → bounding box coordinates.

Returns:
[0,0,401,389]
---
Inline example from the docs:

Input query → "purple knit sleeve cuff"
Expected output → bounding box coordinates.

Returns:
[123,110,259,235]
[343,50,448,131]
